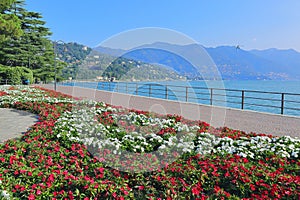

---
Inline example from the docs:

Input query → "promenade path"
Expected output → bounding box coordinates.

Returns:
[40,84,300,138]
[0,108,37,143]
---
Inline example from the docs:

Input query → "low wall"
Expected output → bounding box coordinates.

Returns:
[39,84,300,137]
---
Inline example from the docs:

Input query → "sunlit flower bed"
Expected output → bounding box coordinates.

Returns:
[0,86,299,199]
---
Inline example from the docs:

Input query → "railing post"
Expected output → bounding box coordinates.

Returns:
[149,84,152,97]
[109,81,111,91]
[281,93,284,115]
[116,82,119,92]
[186,87,188,102]
[165,85,168,99]
[136,83,138,95]
[241,90,245,109]
[210,88,213,105]
[102,82,104,89]
[126,82,128,93]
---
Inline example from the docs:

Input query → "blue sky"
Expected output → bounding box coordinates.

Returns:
[25,0,300,51]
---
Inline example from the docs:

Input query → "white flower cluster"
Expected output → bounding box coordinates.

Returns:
[54,100,300,160]
[195,133,300,159]
[54,102,199,155]
[54,106,111,142]
[0,86,75,105]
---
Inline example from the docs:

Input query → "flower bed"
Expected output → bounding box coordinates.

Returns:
[0,86,299,199]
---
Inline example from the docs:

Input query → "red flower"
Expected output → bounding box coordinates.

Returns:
[28,194,35,200]
[68,191,74,200]
[48,174,55,182]
[192,183,202,196]
[192,187,201,195]
[138,186,145,190]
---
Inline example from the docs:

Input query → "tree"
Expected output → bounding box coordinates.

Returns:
[0,0,23,42]
[0,0,55,83]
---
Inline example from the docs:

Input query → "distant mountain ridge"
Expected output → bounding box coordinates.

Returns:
[94,43,300,80]
[250,48,300,76]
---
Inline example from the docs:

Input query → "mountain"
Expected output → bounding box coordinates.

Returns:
[75,50,184,81]
[205,46,290,80]
[94,43,300,80]
[54,42,92,80]
[250,48,300,77]
[56,42,183,81]
[93,46,125,57]
[97,42,219,80]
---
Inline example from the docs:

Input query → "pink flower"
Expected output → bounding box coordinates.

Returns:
[28,194,35,200]
[138,186,145,190]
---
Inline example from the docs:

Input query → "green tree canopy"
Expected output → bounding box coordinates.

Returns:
[0,0,56,83]
[0,0,23,42]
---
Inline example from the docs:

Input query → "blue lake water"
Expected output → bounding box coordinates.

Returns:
[61,80,300,117]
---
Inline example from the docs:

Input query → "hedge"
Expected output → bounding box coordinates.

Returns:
[0,65,33,84]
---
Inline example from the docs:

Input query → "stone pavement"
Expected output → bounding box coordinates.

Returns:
[0,108,38,143]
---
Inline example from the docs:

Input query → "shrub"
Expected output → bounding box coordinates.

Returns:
[0,66,33,84]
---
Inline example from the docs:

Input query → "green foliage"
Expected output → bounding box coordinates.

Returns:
[0,0,54,82]
[53,42,92,79]
[0,0,16,11]
[102,57,136,79]
[0,0,23,42]
[54,42,92,63]
[0,65,33,84]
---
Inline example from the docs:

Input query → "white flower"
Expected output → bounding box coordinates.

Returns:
[237,152,247,158]
[1,190,10,199]
[291,151,298,158]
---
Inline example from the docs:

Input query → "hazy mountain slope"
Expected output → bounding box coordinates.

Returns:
[205,46,289,79]
[75,50,183,81]
[250,48,300,77]
[94,43,300,80]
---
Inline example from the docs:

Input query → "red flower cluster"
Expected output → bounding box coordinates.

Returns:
[0,91,8,96]
[0,86,299,199]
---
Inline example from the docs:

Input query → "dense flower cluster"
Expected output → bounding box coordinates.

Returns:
[0,86,299,199]
[54,103,300,166]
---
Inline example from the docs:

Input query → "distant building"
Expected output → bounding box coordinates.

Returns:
[96,76,104,80]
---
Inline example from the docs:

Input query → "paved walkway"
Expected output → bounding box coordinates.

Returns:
[0,108,38,143]
[40,84,300,138]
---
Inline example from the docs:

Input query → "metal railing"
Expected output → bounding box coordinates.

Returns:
[0,79,13,85]
[0,79,32,85]
[60,81,300,116]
